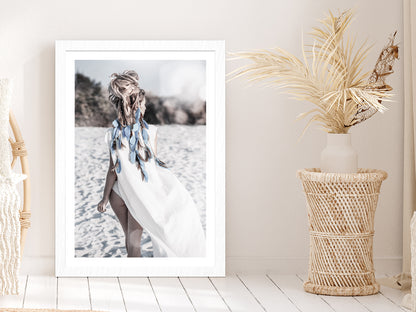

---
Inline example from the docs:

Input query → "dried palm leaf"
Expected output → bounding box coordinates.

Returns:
[229,9,398,134]
[348,31,399,126]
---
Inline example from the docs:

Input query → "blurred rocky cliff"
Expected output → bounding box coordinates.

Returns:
[75,73,206,127]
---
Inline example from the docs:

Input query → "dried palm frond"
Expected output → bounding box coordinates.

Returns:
[348,31,399,126]
[229,9,398,134]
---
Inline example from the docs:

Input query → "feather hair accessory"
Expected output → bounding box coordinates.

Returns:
[110,110,168,183]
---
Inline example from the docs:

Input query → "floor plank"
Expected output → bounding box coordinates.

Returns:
[118,277,160,312]
[89,277,125,312]
[378,275,408,310]
[0,275,27,308]
[238,274,299,312]
[355,293,405,312]
[180,277,229,312]
[1,274,407,312]
[319,295,369,312]
[57,277,90,310]
[297,274,368,312]
[267,274,334,312]
[24,275,57,309]
[379,286,408,312]
[149,277,194,312]
[210,275,263,312]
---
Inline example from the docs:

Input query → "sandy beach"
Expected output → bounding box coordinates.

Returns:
[74,125,206,257]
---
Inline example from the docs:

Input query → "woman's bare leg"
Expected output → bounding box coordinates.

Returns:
[109,190,129,253]
[127,211,143,257]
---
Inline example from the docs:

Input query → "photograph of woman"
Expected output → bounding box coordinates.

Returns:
[97,71,205,257]
[74,60,207,258]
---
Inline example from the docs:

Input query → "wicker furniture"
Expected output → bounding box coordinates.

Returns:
[8,110,31,256]
[297,168,387,296]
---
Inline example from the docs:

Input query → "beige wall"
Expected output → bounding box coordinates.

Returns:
[0,0,403,273]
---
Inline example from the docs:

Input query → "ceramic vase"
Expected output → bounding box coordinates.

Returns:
[320,133,358,173]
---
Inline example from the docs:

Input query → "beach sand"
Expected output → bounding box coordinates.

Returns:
[74,125,206,257]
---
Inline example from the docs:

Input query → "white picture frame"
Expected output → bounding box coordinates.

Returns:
[55,40,225,276]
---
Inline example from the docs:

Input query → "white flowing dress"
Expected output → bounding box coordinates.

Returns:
[105,125,206,257]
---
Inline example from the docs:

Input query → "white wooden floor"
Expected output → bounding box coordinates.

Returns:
[0,274,408,312]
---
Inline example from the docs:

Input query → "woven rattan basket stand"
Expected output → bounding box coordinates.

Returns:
[297,168,387,296]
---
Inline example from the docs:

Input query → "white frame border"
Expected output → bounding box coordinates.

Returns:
[55,40,225,277]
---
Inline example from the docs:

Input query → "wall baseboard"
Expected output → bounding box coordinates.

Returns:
[226,256,403,275]
[21,256,55,275]
[20,256,403,276]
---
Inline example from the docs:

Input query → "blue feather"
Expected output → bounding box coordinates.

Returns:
[138,157,144,168]
[142,120,149,129]
[132,123,139,132]
[142,128,149,142]
[155,157,168,168]
[112,119,119,128]
[129,151,135,163]
[122,125,131,139]
[115,159,121,174]
[135,108,141,122]
[129,135,136,149]
[142,169,148,182]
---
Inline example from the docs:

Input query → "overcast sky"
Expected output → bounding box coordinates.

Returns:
[75,60,206,101]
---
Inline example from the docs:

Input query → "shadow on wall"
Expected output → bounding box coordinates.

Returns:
[75,73,206,127]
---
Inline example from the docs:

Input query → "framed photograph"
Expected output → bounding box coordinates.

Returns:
[55,40,225,276]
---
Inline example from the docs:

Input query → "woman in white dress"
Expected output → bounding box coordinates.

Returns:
[97,70,205,257]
